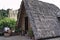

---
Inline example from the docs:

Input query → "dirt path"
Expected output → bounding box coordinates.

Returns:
[0,35,32,40]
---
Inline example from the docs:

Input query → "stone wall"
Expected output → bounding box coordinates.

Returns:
[17,1,32,35]
[8,9,18,20]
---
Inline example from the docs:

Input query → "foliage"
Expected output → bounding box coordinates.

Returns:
[0,17,16,30]
[28,28,34,37]
[15,29,21,33]
[0,9,8,19]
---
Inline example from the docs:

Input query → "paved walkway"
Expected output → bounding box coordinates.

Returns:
[0,35,32,40]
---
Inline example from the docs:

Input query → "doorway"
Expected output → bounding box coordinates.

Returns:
[25,17,28,34]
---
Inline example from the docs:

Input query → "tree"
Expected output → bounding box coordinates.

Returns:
[0,9,8,19]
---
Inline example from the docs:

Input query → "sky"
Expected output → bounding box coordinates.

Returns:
[0,0,60,10]
[0,0,22,10]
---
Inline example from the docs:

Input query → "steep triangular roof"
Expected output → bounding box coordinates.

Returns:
[20,0,60,40]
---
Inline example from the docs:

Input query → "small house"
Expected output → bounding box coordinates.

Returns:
[17,0,60,40]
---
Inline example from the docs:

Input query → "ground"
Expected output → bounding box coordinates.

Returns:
[0,35,32,40]
[0,35,60,40]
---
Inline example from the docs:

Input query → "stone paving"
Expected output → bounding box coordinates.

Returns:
[0,35,32,40]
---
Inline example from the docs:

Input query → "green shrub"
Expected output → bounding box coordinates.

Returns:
[0,17,16,30]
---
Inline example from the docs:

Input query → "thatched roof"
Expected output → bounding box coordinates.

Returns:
[20,0,60,40]
[57,10,60,17]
